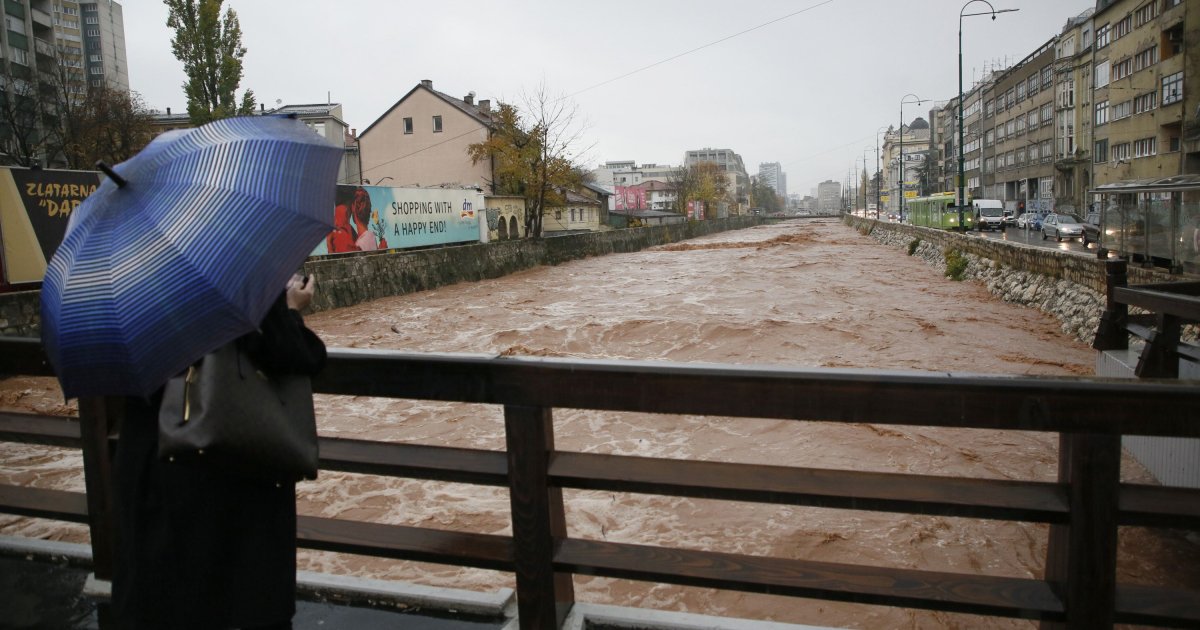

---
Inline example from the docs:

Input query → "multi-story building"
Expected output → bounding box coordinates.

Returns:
[358,80,495,192]
[816,179,841,213]
[990,38,1057,214]
[80,1,126,91]
[684,147,750,213]
[881,117,930,216]
[757,162,786,198]
[1053,9,1096,213]
[1091,0,1197,187]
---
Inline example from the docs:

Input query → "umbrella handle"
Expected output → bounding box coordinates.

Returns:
[95,161,128,188]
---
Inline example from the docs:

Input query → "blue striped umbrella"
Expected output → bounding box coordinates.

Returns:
[40,116,342,398]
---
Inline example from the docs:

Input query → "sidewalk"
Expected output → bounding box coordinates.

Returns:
[0,538,509,630]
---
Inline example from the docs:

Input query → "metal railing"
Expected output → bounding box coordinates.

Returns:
[2,336,1199,629]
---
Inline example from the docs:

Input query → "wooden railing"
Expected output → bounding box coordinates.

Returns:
[2,335,1199,628]
[1093,258,1200,377]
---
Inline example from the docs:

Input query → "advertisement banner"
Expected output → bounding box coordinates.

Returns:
[0,167,101,287]
[313,185,482,256]
[614,185,646,211]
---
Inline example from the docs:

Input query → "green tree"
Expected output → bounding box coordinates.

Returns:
[467,84,587,238]
[165,0,256,125]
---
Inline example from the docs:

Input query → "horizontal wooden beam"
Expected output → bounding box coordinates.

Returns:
[318,436,508,486]
[0,412,82,448]
[1114,287,1200,322]
[555,537,1064,622]
[0,485,89,523]
[1119,484,1200,529]
[551,451,1069,523]
[314,348,1200,437]
[1116,583,1200,627]
[296,515,514,573]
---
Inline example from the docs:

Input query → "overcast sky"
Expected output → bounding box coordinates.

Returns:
[124,0,1091,196]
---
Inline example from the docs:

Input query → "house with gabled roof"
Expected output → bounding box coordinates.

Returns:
[357,80,495,193]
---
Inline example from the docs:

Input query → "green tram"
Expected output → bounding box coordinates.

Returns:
[906,192,974,231]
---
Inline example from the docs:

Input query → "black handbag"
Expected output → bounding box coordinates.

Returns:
[158,341,319,482]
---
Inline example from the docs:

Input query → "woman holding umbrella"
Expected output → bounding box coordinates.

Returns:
[40,116,344,629]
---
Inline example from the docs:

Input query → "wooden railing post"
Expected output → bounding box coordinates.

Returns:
[1135,313,1181,378]
[504,405,574,629]
[1042,432,1121,629]
[76,396,119,581]
[1092,259,1129,351]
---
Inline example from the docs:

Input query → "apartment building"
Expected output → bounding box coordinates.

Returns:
[881,117,930,216]
[989,39,1057,213]
[1091,0,1196,185]
[684,147,750,212]
[1053,9,1096,212]
[358,80,495,192]
[80,1,125,90]
[816,179,841,213]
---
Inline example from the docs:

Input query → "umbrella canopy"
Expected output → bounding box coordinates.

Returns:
[41,115,342,398]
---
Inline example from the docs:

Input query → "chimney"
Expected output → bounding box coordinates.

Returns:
[420,79,432,89]
[479,99,490,112]
[260,103,265,113]
[464,91,475,105]
[166,107,171,115]
[351,128,356,137]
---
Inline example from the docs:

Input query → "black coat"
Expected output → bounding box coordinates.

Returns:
[112,296,326,629]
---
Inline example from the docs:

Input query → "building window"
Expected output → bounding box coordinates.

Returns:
[86,28,99,36]
[984,99,993,117]
[1134,90,1157,113]
[1095,60,1110,87]
[1016,82,1026,101]
[1112,142,1130,161]
[89,66,102,74]
[1135,2,1158,25]
[1041,139,1053,162]
[996,123,1006,141]
[1094,139,1108,163]
[1029,143,1040,162]
[9,47,28,65]
[1112,100,1132,120]
[1006,119,1016,136]
[1168,133,1180,152]
[1041,65,1053,87]
[1028,74,1039,95]
[1133,137,1156,158]
[1161,72,1183,105]
[1096,23,1111,48]
[432,115,442,132]
[1016,116,1026,135]
[6,15,26,35]
[85,16,98,24]
[1134,45,1158,71]
[1006,88,1015,108]
[1028,110,1039,129]
[1041,102,1053,121]
[1112,57,1133,81]
[1095,100,1109,125]
[403,117,412,134]
[1114,15,1132,39]
[985,129,994,146]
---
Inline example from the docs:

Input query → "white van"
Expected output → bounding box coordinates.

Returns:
[972,199,1005,231]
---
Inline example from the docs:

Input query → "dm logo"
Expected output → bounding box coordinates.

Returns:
[461,199,475,219]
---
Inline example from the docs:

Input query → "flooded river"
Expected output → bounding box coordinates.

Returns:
[2,218,1195,628]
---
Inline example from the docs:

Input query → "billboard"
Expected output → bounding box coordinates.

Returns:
[313,185,483,256]
[614,185,646,211]
[0,167,101,288]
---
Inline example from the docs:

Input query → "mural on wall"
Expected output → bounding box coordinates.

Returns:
[0,167,101,287]
[313,185,483,256]
[485,199,524,241]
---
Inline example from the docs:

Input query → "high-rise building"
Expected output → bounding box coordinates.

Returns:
[817,179,841,213]
[757,162,786,198]
[81,1,128,91]
[684,147,750,214]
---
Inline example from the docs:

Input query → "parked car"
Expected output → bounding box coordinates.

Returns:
[1003,210,1016,227]
[1041,213,1085,242]
[1081,211,1102,246]
[1016,212,1042,231]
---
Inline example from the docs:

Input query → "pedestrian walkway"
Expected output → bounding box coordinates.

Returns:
[0,539,508,630]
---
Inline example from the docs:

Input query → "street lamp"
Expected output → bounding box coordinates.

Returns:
[959,0,1018,229]
[899,93,925,223]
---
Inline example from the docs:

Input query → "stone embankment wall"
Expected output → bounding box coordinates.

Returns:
[844,215,1181,343]
[0,217,760,336]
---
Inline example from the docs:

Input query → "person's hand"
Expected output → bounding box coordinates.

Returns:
[286,274,315,311]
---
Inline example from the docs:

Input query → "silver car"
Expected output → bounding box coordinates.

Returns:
[1041,213,1084,242]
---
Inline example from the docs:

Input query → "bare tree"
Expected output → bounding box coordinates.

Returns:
[469,81,591,238]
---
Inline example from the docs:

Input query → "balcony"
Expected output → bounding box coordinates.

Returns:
[30,8,51,29]
[33,38,53,58]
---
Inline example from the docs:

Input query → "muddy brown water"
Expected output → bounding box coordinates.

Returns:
[3,219,1196,628]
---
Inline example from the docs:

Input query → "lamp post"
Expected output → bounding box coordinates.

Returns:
[876,126,888,219]
[899,94,925,223]
[959,1,1018,229]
